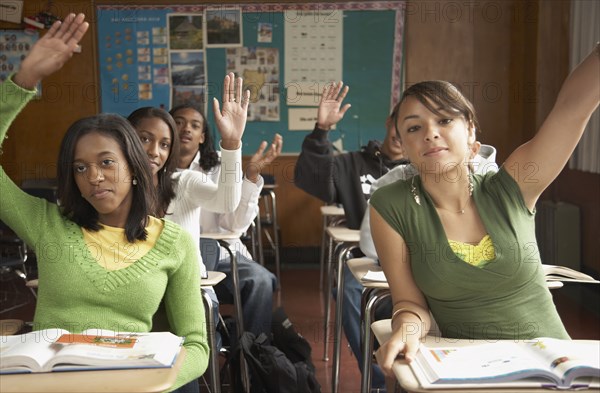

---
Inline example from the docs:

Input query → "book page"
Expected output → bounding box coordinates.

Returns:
[362,270,386,282]
[542,265,599,283]
[523,338,600,384]
[46,331,183,371]
[0,329,68,373]
[416,341,559,385]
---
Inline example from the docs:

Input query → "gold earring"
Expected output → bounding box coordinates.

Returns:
[468,170,473,197]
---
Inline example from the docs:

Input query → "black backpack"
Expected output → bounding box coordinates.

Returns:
[228,309,321,393]
[271,307,316,371]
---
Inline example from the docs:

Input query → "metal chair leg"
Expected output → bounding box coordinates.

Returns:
[331,244,357,393]
[218,242,250,393]
[202,289,220,393]
[361,289,391,393]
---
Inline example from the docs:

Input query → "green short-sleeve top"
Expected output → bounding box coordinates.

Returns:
[370,168,569,340]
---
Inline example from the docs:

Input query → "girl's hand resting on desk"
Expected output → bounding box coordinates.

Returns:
[213,72,250,151]
[376,328,421,377]
[14,13,89,90]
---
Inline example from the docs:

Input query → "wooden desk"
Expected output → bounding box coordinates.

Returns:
[371,320,600,393]
[200,232,250,393]
[0,347,185,393]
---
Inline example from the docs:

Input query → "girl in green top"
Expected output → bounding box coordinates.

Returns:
[0,14,230,392]
[367,43,600,378]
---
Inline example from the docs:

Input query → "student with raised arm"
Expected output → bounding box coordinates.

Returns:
[127,73,247,277]
[294,82,408,230]
[170,104,280,339]
[0,14,208,393]
[370,44,600,377]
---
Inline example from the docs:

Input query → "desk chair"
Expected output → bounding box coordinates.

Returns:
[199,238,226,393]
[0,319,25,335]
[322,226,360,393]
[0,181,59,312]
[0,222,35,314]
[319,205,346,290]
[201,271,226,393]
[347,257,392,393]
[254,174,281,286]
[202,232,251,393]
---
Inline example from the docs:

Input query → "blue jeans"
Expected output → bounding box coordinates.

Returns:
[336,263,392,390]
[214,252,277,338]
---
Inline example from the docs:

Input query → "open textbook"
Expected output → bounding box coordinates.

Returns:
[362,264,599,284]
[0,329,183,374]
[412,337,600,389]
[542,264,599,283]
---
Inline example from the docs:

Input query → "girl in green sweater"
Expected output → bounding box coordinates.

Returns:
[0,14,209,392]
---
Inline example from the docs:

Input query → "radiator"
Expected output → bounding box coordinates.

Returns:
[535,201,581,271]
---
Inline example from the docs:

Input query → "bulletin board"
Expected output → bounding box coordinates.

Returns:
[96,2,405,153]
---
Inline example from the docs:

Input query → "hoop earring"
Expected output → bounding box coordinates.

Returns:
[411,176,421,206]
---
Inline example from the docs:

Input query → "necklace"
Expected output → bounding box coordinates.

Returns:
[433,196,471,214]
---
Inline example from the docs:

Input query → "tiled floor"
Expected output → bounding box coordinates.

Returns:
[2,266,599,393]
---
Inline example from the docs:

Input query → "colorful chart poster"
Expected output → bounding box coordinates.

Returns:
[226,46,280,121]
[0,30,38,88]
[98,9,173,115]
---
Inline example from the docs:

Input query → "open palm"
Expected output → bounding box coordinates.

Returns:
[317,81,351,129]
[18,13,88,87]
[213,72,250,149]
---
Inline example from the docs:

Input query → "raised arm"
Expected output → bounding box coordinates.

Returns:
[370,206,432,377]
[245,133,283,184]
[212,72,250,150]
[294,82,351,203]
[1,13,88,245]
[13,13,89,90]
[217,134,283,234]
[504,44,600,209]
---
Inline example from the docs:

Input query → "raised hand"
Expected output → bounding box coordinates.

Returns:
[213,72,251,150]
[316,81,351,130]
[245,133,283,183]
[14,13,89,90]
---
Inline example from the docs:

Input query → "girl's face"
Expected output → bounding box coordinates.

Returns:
[396,96,475,173]
[73,132,134,228]
[134,116,172,177]
[172,108,205,156]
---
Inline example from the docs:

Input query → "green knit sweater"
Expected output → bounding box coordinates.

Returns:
[0,77,209,391]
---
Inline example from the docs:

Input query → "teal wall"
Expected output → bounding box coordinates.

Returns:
[205,9,398,153]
